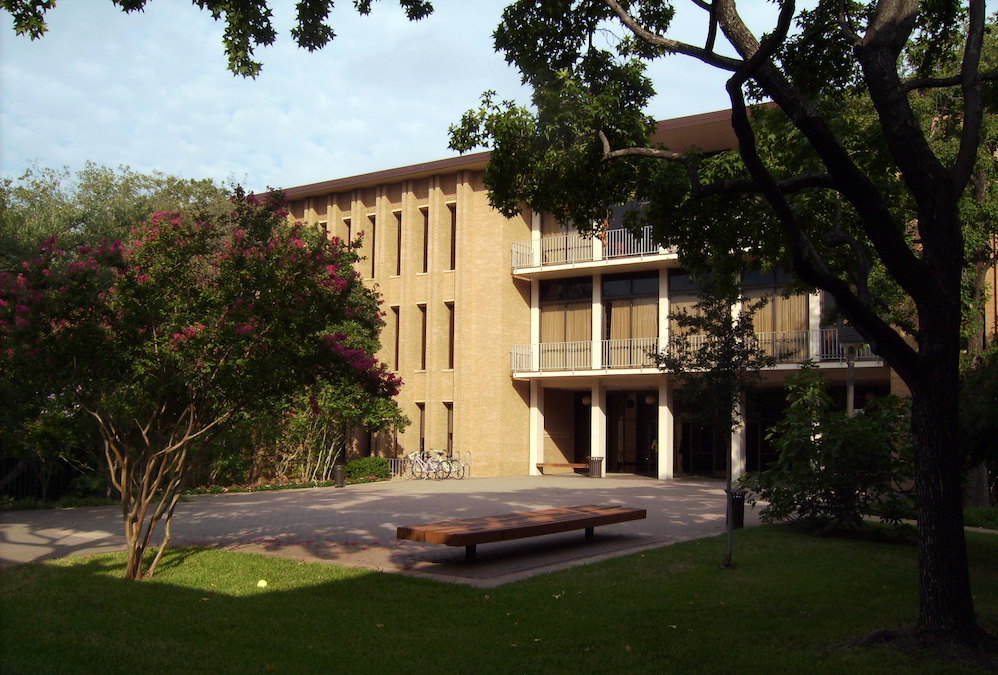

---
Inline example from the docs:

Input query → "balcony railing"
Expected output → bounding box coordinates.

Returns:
[511,225,667,270]
[511,328,879,374]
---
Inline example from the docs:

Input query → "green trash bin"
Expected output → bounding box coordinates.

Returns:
[587,456,603,478]
[728,490,746,529]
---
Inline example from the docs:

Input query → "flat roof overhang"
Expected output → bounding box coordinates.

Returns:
[276,108,751,200]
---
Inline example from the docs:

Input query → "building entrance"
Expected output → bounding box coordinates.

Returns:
[606,391,658,476]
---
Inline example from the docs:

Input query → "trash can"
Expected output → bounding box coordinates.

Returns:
[728,489,746,529]
[586,456,603,478]
[333,464,346,488]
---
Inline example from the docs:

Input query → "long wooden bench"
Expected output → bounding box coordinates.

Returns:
[536,462,589,474]
[396,505,647,562]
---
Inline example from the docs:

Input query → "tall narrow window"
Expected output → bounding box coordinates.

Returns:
[444,402,454,456]
[420,207,430,274]
[390,306,400,371]
[366,214,376,278]
[393,210,402,276]
[447,203,457,270]
[318,221,328,238]
[445,301,455,369]
[418,303,427,370]
[416,403,425,454]
[343,217,352,244]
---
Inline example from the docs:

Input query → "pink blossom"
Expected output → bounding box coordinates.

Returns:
[14,317,29,329]
[137,274,151,284]
[14,305,29,314]
[234,323,254,335]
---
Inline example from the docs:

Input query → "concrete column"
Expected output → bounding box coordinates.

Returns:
[529,380,542,474]
[657,379,673,480]
[530,279,540,372]
[590,383,606,476]
[531,211,542,267]
[808,291,822,359]
[592,272,602,369]
[659,268,670,355]
[730,394,747,480]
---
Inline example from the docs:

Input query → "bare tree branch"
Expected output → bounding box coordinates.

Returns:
[604,0,743,71]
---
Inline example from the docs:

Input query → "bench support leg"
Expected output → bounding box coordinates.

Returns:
[465,545,477,562]
[585,526,594,541]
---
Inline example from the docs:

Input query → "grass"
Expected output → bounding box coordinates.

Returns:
[965,506,998,530]
[2,526,996,674]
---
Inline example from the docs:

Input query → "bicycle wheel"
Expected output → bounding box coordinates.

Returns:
[432,460,449,480]
[450,460,466,480]
[411,460,426,480]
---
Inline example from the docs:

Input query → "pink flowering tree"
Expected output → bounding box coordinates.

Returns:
[0,189,400,579]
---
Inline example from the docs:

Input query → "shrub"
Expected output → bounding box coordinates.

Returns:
[740,363,914,532]
[344,456,389,481]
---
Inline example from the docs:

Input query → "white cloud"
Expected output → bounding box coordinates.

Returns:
[9,0,953,193]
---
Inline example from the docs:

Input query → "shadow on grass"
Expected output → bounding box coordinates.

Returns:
[2,527,997,674]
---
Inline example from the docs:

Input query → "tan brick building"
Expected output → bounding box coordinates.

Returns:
[282,109,948,480]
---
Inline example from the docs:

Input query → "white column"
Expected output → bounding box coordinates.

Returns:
[730,394,747,480]
[809,291,822,359]
[659,268,670,355]
[590,383,606,477]
[530,279,540,371]
[529,380,543,474]
[591,273,602,369]
[531,211,542,267]
[657,379,673,480]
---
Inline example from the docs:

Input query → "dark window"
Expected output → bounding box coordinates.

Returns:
[445,302,455,369]
[418,303,427,370]
[447,203,457,270]
[444,402,454,456]
[420,207,429,274]
[539,277,593,304]
[391,306,400,371]
[394,210,402,276]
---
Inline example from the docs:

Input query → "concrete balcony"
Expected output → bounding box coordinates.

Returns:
[511,226,674,276]
[511,329,880,376]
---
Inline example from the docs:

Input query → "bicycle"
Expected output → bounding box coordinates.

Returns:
[407,450,447,480]
[445,451,467,479]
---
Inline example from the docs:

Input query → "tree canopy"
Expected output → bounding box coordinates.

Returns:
[448,0,997,649]
[1,0,434,77]
[0,189,400,578]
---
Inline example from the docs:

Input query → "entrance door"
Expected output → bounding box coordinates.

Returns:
[606,391,658,476]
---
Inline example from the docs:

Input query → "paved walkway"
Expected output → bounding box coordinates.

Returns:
[0,475,758,587]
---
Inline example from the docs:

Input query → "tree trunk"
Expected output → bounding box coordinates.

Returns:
[910,314,981,641]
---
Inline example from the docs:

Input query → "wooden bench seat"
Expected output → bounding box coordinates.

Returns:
[536,462,589,474]
[396,505,647,562]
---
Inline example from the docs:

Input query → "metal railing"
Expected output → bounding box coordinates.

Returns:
[511,329,880,373]
[602,336,660,368]
[511,225,667,269]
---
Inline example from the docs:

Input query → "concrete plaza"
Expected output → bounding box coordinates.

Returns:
[0,475,757,587]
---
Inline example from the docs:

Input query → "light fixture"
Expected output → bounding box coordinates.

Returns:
[581,395,592,406]
[644,393,657,406]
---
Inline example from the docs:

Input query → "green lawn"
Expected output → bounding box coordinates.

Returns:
[2,526,996,674]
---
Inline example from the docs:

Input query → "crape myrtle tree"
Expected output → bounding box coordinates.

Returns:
[0,190,401,579]
[0,164,231,499]
[443,0,996,649]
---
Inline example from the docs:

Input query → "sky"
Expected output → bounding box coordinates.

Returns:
[3,1,786,193]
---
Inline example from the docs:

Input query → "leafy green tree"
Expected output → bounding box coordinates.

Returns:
[447,1,996,647]
[656,271,775,568]
[0,189,401,579]
[741,363,915,532]
[1,0,434,78]
[250,380,407,485]
[1,163,229,272]
[0,164,230,502]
